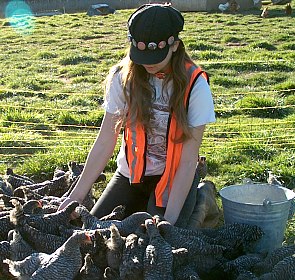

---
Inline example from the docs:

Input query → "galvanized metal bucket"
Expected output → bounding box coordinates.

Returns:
[219,183,295,254]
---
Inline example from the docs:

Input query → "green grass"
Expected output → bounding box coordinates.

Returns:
[0,5,294,242]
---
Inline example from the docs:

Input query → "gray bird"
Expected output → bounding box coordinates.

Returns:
[105,224,126,270]
[0,214,15,241]
[75,253,102,280]
[267,171,283,186]
[0,178,13,196]
[119,226,148,280]
[143,218,174,280]
[0,193,26,208]
[76,205,117,230]
[77,205,152,237]
[259,254,295,280]
[8,229,36,261]
[24,200,79,235]
[16,220,67,254]
[253,244,295,275]
[22,200,43,214]
[100,205,126,221]
[155,216,219,245]
[5,231,92,280]
[157,219,225,257]
[13,173,70,199]
[200,222,264,257]
[0,240,11,261]
[5,168,35,189]
[223,253,263,279]
[173,263,201,280]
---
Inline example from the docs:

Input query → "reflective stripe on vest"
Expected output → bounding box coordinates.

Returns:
[124,61,209,207]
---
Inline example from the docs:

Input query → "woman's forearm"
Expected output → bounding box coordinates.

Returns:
[164,159,198,225]
[164,125,205,225]
[66,112,121,204]
[69,135,117,203]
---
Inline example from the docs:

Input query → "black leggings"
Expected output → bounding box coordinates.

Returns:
[90,171,165,218]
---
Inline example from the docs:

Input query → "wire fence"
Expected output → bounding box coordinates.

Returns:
[0,86,294,163]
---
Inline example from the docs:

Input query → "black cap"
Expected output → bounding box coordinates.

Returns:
[128,4,184,65]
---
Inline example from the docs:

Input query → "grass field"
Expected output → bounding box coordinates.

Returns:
[0,4,294,242]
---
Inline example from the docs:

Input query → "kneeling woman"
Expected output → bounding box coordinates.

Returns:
[59,3,216,225]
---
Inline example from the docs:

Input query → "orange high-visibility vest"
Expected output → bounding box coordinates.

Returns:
[124,61,209,207]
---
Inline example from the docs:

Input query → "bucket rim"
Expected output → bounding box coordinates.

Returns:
[220,195,292,206]
[219,183,295,206]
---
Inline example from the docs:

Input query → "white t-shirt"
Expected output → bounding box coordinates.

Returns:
[103,67,216,178]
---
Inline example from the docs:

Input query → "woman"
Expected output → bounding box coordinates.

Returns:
[59,3,215,226]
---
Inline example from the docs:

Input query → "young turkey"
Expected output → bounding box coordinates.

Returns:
[155,216,218,244]
[253,244,295,275]
[285,3,292,15]
[52,168,66,180]
[259,254,295,280]
[0,179,13,197]
[22,200,42,214]
[200,222,264,258]
[143,219,174,280]
[25,200,79,235]
[0,193,26,208]
[7,229,36,261]
[14,220,67,254]
[267,171,283,186]
[190,254,226,280]
[29,199,59,215]
[10,198,70,254]
[156,219,225,257]
[0,214,15,241]
[229,0,240,13]
[261,7,269,18]
[100,205,126,221]
[223,253,263,279]
[75,253,102,280]
[0,210,11,218]
[173,263,201,280]
[0,240,11,261]
[5,168,35,189]
[119,225,148,280]
[76,205,116,230]
[90,229,108,270]
[13,173,70,199]
[196,155,208,179]
[5,231,93,280]
[105,224,126,270]
[77,205,152,236]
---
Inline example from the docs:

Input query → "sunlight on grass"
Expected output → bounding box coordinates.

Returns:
[0,5,294,241]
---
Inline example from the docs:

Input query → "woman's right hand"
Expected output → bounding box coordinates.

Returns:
[57,112,121,218]
[58,197,80,220]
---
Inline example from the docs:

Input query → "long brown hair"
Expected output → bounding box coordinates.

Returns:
[109,40,194,142]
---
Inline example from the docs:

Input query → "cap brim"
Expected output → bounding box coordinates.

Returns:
[129,44,169,65]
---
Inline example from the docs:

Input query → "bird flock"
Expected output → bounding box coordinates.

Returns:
[0,162,294,280]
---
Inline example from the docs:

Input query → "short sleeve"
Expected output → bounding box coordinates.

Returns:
[103,68,128,116]
[187,75,216,127]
